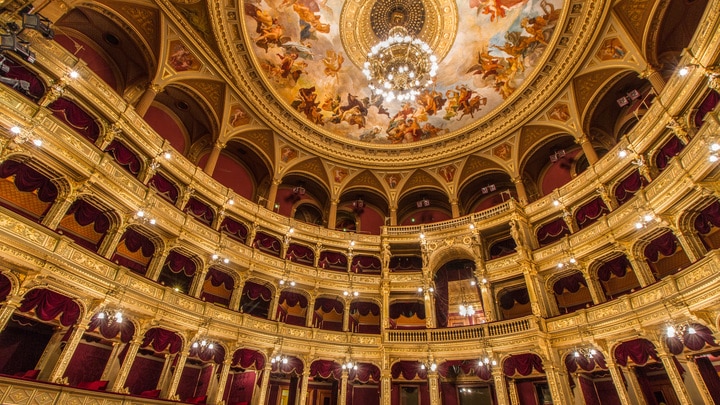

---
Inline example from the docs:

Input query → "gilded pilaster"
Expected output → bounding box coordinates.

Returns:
[507,377,520,405]
[492,367,509,405]
[655,346,692,404]
[47,321,88,383]
[678,356,716,404]
[100,341,123,383]
[163,349,188,399]
[297,369,310,405]
[255,363,272,405]
[110,337,143,392]
[428,371,440,405]
[380,371,391,405]
[0,294,22,333]
[622,366,648,405]
[339,369,348,405]
[209,355,233,404]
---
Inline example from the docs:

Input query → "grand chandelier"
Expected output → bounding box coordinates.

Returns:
[363,26,438,102]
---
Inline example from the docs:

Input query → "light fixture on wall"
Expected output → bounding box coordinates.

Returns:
[6,124,42,147]
[210,252,230,265]
[148,150,172,171]
[341,360,358,370]
[458,284,475,317]
[678,48,720,92]
[96,307,123,324]
[665,321,697,342]
[363,22,438,103]
[708,140,720,162]
[271,353,289,364]
[616,89,641,107]
[556,254,577,269]
[633,206,655,229]
[191,337,216,351]
[134,206,156,225]
[572,346,598,360]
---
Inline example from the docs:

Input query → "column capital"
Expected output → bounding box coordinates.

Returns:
[148,82,163,93]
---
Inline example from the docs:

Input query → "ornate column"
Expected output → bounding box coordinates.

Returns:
[622,366,648,404]
[655,346,693,404]
[678,356,716,404]
[266,178,281,211]
[270,289,281,321]
[544,361,574,404]
[428,371,440,405]
[98,222,129,259]
[163,350,189,399]
[342,297,351,332]
[41,192,77,230]
[580,266,606,304]
[36,327,66,380]
[297,369,311,405]
[474,260,496,322]
[313,242,323,268]
[47,320,90,383]
[595,183,618,210]
[209,355,233,405]
[520,261,552,318]
[492,368,510,405]
[450,198,460,218]
[156,353,175,391]
[640,65,666,94]
[616,242,655,287]
[389,205,398,226]
[576,134,599,165]
[381,282,390,329]
[229,275,246,311]
[0,294,22,333]
[512,177,528,204]
[381,371,391,405]
[111,336,143,392]
[146,246,172,281]
[203,141,226,176]
[339,369,349,405]
[424,288,435,328]
[668,225,703,263]
[100,341,123,383]
[254,363,273,405]
[328,199,339,230]
[605,359,633,405]
[135,83,162,118]
[306,293,317,328]
[507,378,520,405]
[190,264,210,298]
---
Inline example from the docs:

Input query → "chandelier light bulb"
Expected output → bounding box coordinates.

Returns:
[136,210,145,218]
[212,254,219,260]
[97,311,106,319]
[666,325,676,338]
[32,139,42,147]
[678,66,689,76]
[710,154,719,163]
[69,70,79,79]
[290,281,296,287]
[282,357,288,364]
[192,342,199,348]
[687,326,696,334]
[223,258,230,264]
[208,343,214,350]
[430,363,437,372]
[420,364,426,370]
[553,199,560,207]
[10,126,21,134]
[635,221,643,229]
[279,279,285,285]
[711,142,720,152]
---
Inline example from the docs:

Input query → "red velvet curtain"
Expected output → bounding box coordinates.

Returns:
[141,327,183,354]
[240,282,271,318]
[499,288,530,310]
[48,97,100,142]
[253,232,281,256]
[176,364,203,400]
[391,361,427,380]
[597,256,629,281]
[694,201,720,234]
[643,231,679,262]
[665,323,717,354]
[206,268,235,290]
[0,273,11,302]
[438,360,492,380]
[655,136,685,170]
[575,197,609,229]
[503,354,544,377]
[351,255,381,273]
[148,173,179,204]
[125,355,163,394]
[64,342,111,386]
[310,360,342,380]
[389,256,423,271]
[224,370,256,404]
[694,90,720,127]
[564,351,607,373]
[0,160,58,202]
[351,384,380,405]
[271,356,303,375]
[553,272,587,294]
[389,301,425,319]
[349,363,381,383]
[695,356,720,404]
[286,243,314,264]
[350,301,380,316]
[536,218,570,246]
[490,237,517,258]
[19,288,80,326]
[120,227,155,257]
[319,250,348,271]
[66,199,110,233]
[578,376,601,405]
[279,291,308,308]
[233,348,266,369]
[614,170,646,206]
[105,140,141,175]
[516,381,539,405]
[164,251,197,276]
[0,55,46,99]
[614,339,658,366]
[87,313,136,343]
[315,297,344,313]
[220,217,249,242]
[184,197,214,225]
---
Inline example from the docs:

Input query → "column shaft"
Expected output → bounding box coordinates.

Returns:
[255,364,272,405]
[328,200,338,230]
[135,83,161,118]
[163,351,188,399]
[48,325,87,383]
[339,371,348,405]
[203,142,225,176]
[111,339,142,392]
[658,353,693,404]
[492,369,510,405]
[210,359,233,404]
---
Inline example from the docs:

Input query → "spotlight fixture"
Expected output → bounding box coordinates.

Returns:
[481,184,496,194]
[416,197,430,208]
[549,149,566,162]
[0,33,35,63]
[21,13,54,39]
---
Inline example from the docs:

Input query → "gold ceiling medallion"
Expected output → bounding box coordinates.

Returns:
[340,0,458,74]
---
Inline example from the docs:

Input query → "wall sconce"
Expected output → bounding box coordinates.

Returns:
[7,125,41,147]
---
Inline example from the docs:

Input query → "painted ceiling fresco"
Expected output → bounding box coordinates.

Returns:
[242,0,564,144]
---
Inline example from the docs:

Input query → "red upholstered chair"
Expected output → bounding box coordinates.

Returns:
[13,369,40,380]
[139,389,161,398]
[77,380,109,391]
[186,395,207,404]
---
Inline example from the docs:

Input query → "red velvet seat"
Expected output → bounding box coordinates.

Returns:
[139,389,161,398]
[13,369,40,380]
[77,380,108,391]
[186,395,207,404]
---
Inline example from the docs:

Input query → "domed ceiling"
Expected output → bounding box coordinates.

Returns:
[240,0,564,145]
